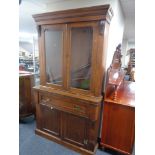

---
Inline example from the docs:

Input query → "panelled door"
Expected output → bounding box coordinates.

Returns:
[36,102,61,137]
[61,112,88,148]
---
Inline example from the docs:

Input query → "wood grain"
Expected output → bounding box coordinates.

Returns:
[33,5,113,155]
[19,74,35,118]
[100,81,135,155]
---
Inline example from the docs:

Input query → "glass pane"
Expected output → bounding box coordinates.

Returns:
[45,29,63,85]
[70,27,93,90]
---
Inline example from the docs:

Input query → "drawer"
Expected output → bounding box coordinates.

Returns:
[39,93,88,118]
[38,92,100,121]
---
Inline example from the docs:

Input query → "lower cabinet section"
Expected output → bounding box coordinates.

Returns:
[34,90,100,155]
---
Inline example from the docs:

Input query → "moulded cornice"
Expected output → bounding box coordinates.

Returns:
[33,5,113,25]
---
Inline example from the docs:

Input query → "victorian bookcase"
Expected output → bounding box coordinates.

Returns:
[33,5,113,155]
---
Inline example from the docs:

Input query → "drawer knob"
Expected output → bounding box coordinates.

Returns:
[51,106,54,110]
[74,105,81,111]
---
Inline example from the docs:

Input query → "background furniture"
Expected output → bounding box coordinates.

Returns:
[19,71,35,118]
[127,48,135,81]
[124,48,135,82]
[100,45,135,155]
[100,81,135,155]
[33,5,113,155]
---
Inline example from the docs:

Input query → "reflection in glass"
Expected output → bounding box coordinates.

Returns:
[45,29,63,85]
[70,27,93,90]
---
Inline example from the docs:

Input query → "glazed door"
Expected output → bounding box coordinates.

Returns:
[67,22,98,95]
[40,24,67,89]
[62,112,88,148]
[36,102,61,137]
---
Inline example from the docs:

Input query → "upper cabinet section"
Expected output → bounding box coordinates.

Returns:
[33,5,113,97]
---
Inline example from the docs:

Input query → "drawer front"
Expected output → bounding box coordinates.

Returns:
[39,92,100,120]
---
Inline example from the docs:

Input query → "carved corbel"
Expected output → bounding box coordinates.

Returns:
[99,20,105,35]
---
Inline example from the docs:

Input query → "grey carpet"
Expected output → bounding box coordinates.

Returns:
[19,116,116,155]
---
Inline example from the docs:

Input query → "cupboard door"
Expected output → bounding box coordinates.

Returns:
[42,25,67,88]
[37,102,61,137]
[62,112,88,148]
[68,22,98,93]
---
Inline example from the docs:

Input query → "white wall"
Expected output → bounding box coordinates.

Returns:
[45,0,125,69]
[128,42,135,50]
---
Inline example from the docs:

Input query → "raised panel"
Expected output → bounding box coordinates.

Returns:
[62,112,87,148]
[38,103,61,137]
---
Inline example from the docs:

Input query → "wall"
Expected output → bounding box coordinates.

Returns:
[45,0,125,69]
[127,42,135,50]
[19,41,33,53]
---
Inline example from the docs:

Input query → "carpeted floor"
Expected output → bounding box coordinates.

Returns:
[19,116,120,155]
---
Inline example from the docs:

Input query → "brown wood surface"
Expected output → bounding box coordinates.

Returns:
[105,81,135,107]
[33,5,113,25]
[37,103,61,137]
[19,74,35,118]
[34,87,101,153]
[94,21,110,96]
[33,85,102,103]
[33,5,113,155]
[38,91,100,120]
[100,81,135,155]
[62,112,87,148]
